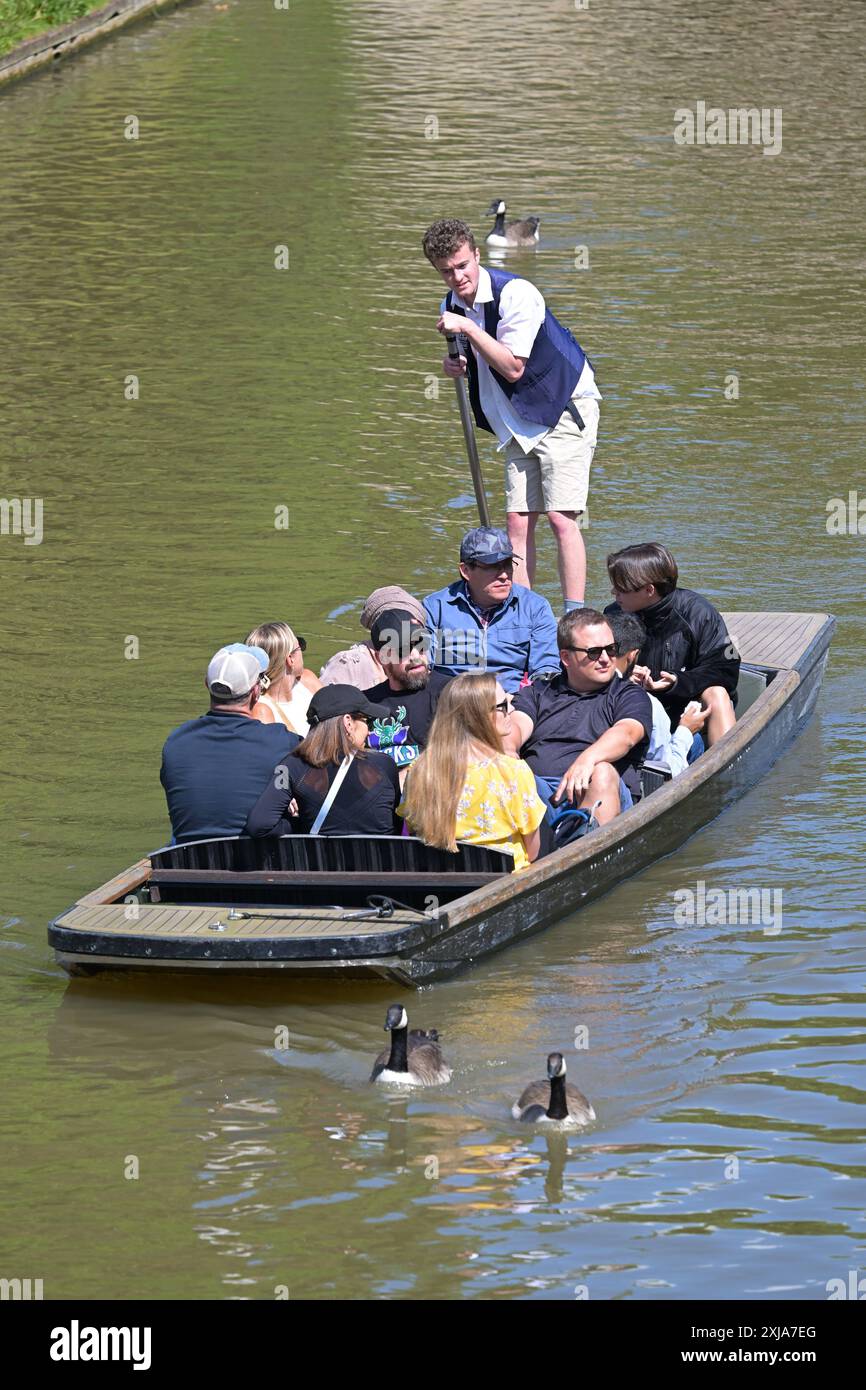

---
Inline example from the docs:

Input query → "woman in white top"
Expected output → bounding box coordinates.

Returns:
[247,621,321,736]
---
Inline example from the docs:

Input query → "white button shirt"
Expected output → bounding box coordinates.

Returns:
[443,267,600,453]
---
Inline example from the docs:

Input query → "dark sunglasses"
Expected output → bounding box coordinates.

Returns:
[565,643,618,661]
[382,642,427,661]
[492,698,511,714]
[471,559,514,574]
[353,713,374,726]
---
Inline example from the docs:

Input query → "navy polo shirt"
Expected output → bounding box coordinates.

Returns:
[160,710,299,844]
[513,673,652,784]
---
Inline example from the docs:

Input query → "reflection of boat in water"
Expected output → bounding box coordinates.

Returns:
[48,612,834,986]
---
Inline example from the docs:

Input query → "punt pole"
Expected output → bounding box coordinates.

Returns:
[445,333,491,527]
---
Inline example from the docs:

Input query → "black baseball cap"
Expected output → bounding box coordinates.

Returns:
[370,608,430,656]
[307,684,390,726]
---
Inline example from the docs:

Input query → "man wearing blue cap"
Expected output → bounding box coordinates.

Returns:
[160,643,300,843]
[423,527,560,693]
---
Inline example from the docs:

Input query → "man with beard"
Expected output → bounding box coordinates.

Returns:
[363,608,453,779]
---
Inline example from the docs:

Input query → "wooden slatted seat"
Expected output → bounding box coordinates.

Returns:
[147,834,513,908]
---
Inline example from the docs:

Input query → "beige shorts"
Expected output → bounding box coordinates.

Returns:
[504,395,599,514]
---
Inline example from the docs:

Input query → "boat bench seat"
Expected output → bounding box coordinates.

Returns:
[639,665,771,797]
[147,834,513,906]
[640,761,672,796]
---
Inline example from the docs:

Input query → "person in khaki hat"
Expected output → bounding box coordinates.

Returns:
[319,585,427,689]
[159,644,300,844]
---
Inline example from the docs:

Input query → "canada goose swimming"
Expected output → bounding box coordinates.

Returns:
[485,199,541,248]
[511,1052,595,1127]
[370,1004,452,1086]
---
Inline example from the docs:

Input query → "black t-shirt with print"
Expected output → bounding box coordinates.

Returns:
[363,670,453,769]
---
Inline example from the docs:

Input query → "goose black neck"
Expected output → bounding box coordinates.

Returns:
[492,212,506,235]
[387,1025,409,1073]
[546,1073,569,1121]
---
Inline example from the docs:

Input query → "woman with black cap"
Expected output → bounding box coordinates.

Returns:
[245,685,400,838]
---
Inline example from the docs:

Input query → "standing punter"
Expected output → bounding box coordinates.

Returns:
[423,217,601,612]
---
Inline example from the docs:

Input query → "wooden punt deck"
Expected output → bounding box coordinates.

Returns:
[57,902,422,941]
[49,610,835,982]
[720,611,827,669]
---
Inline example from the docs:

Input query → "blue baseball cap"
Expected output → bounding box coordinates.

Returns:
[460,526,515,566]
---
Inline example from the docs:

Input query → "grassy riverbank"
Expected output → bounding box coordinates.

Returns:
[0,1,96,57]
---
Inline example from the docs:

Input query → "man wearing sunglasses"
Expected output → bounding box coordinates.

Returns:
[505,609,652,825]
[362,608,453,779]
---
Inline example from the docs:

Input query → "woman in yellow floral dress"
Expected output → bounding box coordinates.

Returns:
[399,672,546,870]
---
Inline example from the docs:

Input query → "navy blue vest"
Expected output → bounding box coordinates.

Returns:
[447,267,590,433]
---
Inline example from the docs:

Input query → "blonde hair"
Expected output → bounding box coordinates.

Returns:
[400,672,502,852]
[245,621,299,691]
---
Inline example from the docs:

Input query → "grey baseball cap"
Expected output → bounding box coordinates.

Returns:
[460,526,515,566]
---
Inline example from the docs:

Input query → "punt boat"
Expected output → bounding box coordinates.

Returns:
[48,611,835,985]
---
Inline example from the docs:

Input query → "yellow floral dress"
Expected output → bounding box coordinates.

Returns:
[402,755,546,872]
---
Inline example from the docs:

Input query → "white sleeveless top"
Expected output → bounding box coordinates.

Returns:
[258,684,312,736]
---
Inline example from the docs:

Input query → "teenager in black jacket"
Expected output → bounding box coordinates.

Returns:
[604,542,738,747]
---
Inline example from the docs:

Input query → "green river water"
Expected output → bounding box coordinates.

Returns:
[0,0,864,1300]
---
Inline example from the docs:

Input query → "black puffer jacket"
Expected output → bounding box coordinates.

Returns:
[604,588,740,718]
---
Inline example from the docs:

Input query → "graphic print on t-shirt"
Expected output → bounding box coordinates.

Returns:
[367,706,418,767]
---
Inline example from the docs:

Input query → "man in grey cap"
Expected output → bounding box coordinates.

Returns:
[423,526,560,693]
[160,643,300,844]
